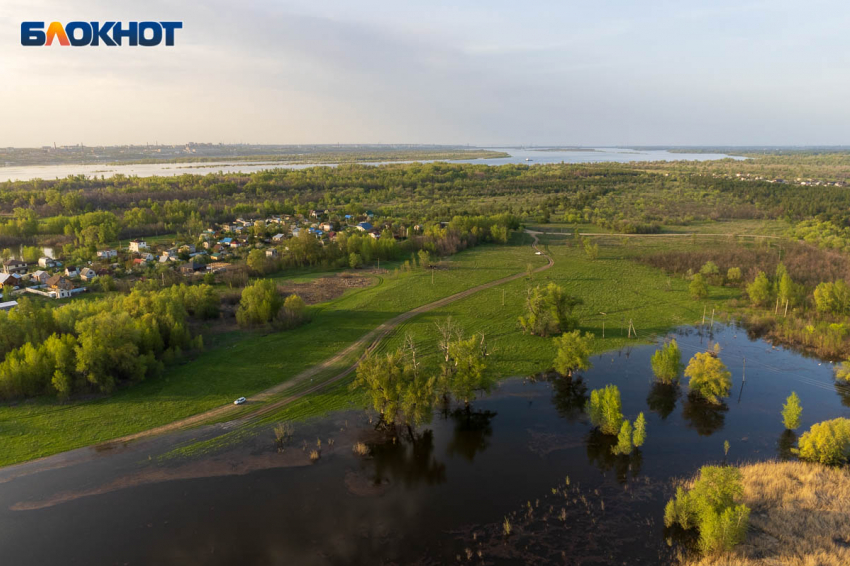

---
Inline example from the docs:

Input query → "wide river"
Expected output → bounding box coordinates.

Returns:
[0,324,845,565]
[0,147,742,182]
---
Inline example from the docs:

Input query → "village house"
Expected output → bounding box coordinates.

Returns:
[96,249,118,259]
[64,266,80,278]
[45,274,75,299]
[31,270,49,285]
[0,273,21,288]
[272,233,286,242]
[320,222,334,232]
[265,248,278,258]
[129,240,148,253]
[3,259,27,274]
[356,222,373,232]
[38,256,56,268]
[180,260,205,275]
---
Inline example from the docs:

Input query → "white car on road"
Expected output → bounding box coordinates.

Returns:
[234,397,247,405]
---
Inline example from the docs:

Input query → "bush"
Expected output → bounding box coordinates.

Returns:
[685,350,732,405]
[611,420,633,455]
[794,418,850,466]
[587,384,623,435]
[781,392,802,430]
[651,339,683,383]
[726,267,742,283]
[664,465,750,555]
[553,330,593,376]
[835,361,850,383]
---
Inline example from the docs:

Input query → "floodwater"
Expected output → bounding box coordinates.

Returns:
[0,323,845,565]
[0,148,743,182]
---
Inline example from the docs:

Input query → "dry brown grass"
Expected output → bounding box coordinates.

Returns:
[686,460,850,566]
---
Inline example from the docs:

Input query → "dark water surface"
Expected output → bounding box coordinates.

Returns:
[0,324,846,565]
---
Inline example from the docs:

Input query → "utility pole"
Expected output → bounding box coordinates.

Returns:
[702,305,706,326]
[502,289,506,307]
[600,312,606,338]
[742,357,746,382]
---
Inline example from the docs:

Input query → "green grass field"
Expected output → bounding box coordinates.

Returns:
[374,233,738,379]
[0,234,543,467]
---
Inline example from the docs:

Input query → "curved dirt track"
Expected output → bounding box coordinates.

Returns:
[113,231,554,444]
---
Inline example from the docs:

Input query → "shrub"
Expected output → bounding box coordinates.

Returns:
[587,384,623,435]
[685,350,732,405]
[726,267,742,283]
[835,361,850,382]
[781,392,802,430]
[553,330,593,377]
[664,465,750,555]
[794,418,850,466]
[651,339,683,383]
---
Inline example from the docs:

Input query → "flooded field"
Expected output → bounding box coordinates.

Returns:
[0,324,845,565]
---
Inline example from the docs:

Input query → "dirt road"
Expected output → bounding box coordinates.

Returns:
[114,231,554,444]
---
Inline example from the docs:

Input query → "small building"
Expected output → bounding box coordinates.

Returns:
[64,266,80,278]
[180,260,205,275]
[319,222,334,232]
[38,257,56,268]
[0,300,18,312]
[272,233,286,242]
[3,259,27,274]
[80,267,97,281]
[265,248,278,258]
[129,240,148,253]
[356,222,373,232]
[96,249,118,259]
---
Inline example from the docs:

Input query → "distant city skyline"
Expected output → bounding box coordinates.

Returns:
[2,0,849,147]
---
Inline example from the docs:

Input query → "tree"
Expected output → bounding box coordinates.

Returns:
[685,350,732,405]
[664,466,750,555]
[782,392,802,430]
[813,280,850,315]
[726,267,742,283]
[75,311,149,393]
[236,279,282,326]
[518,283,581,337]
[651,339,682,383]
[553,330,593,377]
[447,334,493,408]
[699,261,720,282]
[835,361,850,383]
[746,271,772,307]
[277,294,307,328]
[247,249,272,275]
[611,420,633,455]
[348,252,362,269]
[587,384,623,435]
[417,249,431,269]
[689,273,708,300]
[793,418,850,465]
[633,412,647,448]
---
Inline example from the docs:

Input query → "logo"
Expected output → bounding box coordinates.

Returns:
[21,21,182,46]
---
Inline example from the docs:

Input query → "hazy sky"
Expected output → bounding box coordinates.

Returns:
[2,0,849,147]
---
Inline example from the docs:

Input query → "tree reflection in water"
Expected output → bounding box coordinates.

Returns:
[367,429,446,487]
[682,395,728,436]
[836,382,850,408]
[777,429,798,461]
[446,408,496,462]
[549,375,588,423]
[646,382,681,420]
[584,429,643,484]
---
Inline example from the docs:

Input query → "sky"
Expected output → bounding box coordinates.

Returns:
[1,0,849,147]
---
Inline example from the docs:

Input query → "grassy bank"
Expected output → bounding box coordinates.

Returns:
[0,235,542,467]
[685,460,850,566]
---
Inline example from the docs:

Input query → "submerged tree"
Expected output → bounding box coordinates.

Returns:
[518,283,581,337]
[685,349,732,405]
[689,273,708,300]
[587,384,624,435]
[651,339,683,383]
[781,392,802,430]
[447,333,493,408]
[553,330,594,377]
[793,417,850,466]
